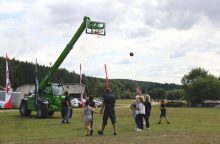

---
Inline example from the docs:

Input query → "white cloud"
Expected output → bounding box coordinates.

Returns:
[1,0,220,84]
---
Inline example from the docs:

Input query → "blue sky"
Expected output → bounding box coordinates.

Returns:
[1,0,220,84]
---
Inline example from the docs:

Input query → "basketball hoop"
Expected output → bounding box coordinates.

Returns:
[85,20,106,37]
[95,29,102,38]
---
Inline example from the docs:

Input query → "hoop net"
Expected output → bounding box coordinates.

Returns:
[95,29,102,38]
[85,19,105,38]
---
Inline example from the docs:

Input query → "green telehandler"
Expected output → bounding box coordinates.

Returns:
[19,16,105,118]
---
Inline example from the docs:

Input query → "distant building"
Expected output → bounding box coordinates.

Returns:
[0,90,21,108]
[15,84,34,97]
[64,83,89,98]
[15,83,89,100]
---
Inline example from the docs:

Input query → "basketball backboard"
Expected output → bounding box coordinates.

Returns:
[86,20,106,36]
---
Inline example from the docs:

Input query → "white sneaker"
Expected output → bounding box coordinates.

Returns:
[136,128,143,132]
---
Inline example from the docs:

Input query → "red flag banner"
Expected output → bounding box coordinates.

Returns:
[4,53,12,108]
[104,64,109,89]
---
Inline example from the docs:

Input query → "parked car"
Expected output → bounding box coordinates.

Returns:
[78,98,86,107]
[70,98,80,108]
[94,99,103,107]
[0,101,5,108]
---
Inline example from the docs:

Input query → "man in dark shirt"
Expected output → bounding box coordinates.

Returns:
[98,88,117,135]
[62,91,71,124]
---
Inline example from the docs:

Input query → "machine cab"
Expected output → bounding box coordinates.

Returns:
[44,83,64,96]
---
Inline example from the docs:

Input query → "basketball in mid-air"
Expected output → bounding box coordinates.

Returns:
[130,52,134,56]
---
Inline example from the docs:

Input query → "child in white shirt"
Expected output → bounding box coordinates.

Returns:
[135,96,145,131]
[83,100,99,136]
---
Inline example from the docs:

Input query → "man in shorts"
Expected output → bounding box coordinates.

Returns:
[98,88,117,135]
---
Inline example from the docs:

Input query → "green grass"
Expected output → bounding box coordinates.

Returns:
[0,100,220,144]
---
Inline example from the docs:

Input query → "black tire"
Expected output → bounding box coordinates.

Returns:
[37,103,48,118]
[48,111,54,117]
[19,100,31,116]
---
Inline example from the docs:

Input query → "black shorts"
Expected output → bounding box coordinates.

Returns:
[103,111,116,125]
[160,109,166,117]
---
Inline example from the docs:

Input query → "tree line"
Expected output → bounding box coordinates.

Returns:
[1,57,220,104]
[0,56,180,99]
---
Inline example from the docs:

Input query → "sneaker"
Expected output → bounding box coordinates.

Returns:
[62,120,65,124]
[113,132,117,135]
[90,129,93,136]
[97,131,103,135]
[136,128,143,132]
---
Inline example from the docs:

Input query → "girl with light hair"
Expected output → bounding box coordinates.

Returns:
[135,96,145,131]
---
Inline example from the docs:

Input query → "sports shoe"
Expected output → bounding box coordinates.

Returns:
[90,129,93,136]
[97,131,103,135]
[136,128,143,132]
[62,120,65,124]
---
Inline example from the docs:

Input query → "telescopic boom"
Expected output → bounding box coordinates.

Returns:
[39,16,90,91]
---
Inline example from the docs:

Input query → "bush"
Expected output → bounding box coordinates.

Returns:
[165,100,186,107]
[184,77,220,104]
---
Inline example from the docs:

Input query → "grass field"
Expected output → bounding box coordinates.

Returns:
[0,100,220,144]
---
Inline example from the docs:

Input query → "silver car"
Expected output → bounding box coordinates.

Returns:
[70,98,80,108]
[94,99,103,107]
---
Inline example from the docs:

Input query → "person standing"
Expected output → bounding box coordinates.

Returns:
[88,96,95,129]
[62,91,71,124]
[157,100,170,124]
[83,100,99,136]
[135,96,145,131]
[130,94,140,130]
[144,94,151,129]
[98,88,117,135]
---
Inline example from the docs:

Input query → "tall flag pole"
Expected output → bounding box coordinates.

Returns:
[4,53,12,108]
[104,64,109,89]
[80,63,84,108]
[34,59,39,110]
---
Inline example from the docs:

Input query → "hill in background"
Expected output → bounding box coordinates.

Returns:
[0,56,180,98]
